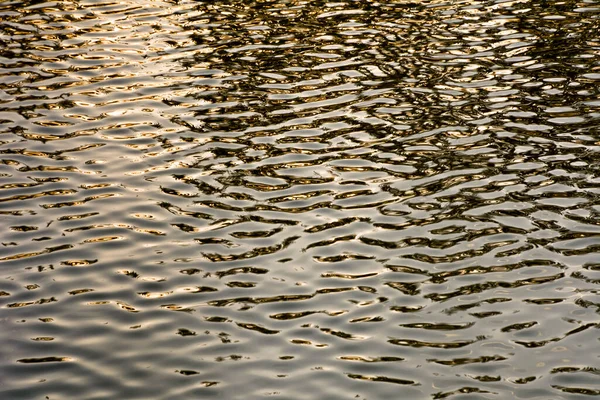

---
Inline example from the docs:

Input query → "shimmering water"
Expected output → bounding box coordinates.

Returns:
[1,0,600,398]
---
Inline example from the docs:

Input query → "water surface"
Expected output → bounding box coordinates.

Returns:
[1,0,600,399]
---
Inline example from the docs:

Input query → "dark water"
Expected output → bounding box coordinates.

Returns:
[1,0,600,398]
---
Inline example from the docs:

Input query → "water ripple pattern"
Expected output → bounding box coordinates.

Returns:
[1,0,600,399]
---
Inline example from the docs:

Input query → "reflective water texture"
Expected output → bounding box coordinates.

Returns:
[1,0,599,398]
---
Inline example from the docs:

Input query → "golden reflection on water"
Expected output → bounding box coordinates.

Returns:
[1,0,600,399]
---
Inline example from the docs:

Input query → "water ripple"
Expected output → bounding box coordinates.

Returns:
[1,0,600,399]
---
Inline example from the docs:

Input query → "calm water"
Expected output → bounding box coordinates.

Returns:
[1,0,600,399]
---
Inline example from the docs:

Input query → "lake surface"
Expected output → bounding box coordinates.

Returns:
[1,0,600,399]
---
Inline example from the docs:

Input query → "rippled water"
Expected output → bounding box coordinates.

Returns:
[1,0,600,398]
